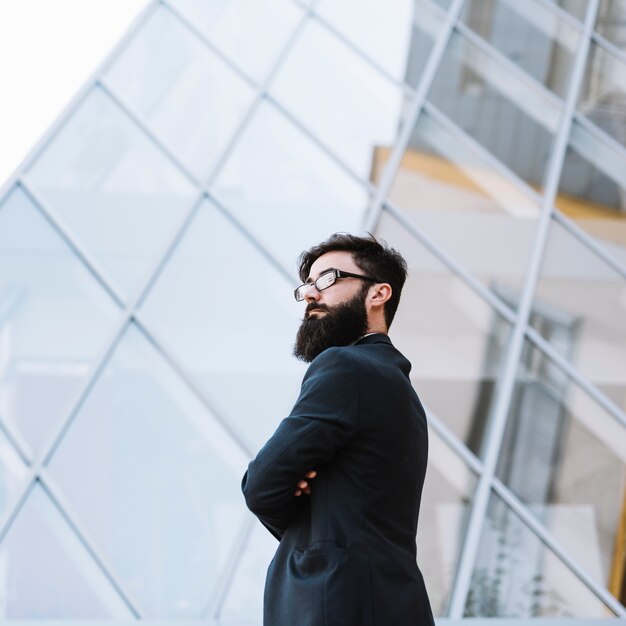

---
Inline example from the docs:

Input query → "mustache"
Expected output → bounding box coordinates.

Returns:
[305,303,331,317]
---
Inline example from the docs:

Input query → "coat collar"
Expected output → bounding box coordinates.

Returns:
[354,333,392,346]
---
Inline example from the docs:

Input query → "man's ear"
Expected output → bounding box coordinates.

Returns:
[369,283,392,307]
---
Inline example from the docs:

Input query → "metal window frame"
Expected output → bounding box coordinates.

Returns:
[443,0,604,616]
[0,0,624,618]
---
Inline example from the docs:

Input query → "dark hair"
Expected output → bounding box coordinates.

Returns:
[297,233,408,328]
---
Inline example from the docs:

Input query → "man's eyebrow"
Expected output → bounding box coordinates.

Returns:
[306,267,333,283]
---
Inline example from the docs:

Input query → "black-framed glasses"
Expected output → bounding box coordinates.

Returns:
[294,268,381,301]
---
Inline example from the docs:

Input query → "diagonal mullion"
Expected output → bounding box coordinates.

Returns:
[382,202,517,325]
[205,515,257,620]
[0,288,35,464]
[384,196,626,441]
[524,325,626,430]
[162,0,377,195]
[552,207,626,281]
[364,0,467,232]
[423,98,626,279]
[0,0,320,617]
[38,471,144,617]
[0,1,161,204]
[18,181,128,308]
[447,0,602,616]
[422,400,625,615]
[306,9,413,97]
[491,475,626,616]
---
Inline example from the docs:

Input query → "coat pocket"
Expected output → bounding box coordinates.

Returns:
[288,543,368,626]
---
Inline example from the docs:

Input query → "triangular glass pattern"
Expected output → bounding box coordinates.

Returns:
[167,0,303,82]
[24,87,198,301]
[46,324,249,617]
[0,186,122,459]
[104,4,257,183]
[139,198,306,451]
[210,100,369,269]
[269,15,407,180]
[1,0,624,618]
[0,484,133,618]
[314,0,441,89]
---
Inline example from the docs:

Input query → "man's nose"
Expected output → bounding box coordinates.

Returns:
[303,284,321,303]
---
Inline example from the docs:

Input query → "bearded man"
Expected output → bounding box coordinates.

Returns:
[242,233,433,626]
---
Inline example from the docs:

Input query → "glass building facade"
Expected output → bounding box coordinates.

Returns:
[0,0,625,620]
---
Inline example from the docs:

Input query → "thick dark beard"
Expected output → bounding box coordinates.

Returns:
[293,286,369,363]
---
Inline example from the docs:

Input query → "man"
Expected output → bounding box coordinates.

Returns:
[242,234,433,625]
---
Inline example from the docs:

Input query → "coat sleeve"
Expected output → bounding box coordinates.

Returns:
[241,348,359,540]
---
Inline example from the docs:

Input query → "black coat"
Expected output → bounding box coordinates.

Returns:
[242,333,434,626]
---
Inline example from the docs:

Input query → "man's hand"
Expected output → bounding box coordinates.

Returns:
[294,470,317,496]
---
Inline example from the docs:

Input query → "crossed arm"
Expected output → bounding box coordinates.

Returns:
[241,348,359,539]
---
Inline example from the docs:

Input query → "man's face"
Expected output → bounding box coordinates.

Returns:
[293,251,371,362]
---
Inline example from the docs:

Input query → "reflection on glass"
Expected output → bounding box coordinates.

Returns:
[467,492,615,617]
[534,219,626,397]
[210,101,369,270]
[419,429,477,615]
[0,485,132,617]
[498,340,626,606]
[47,324,250,616]
[0,187,121,459]
[428,29,559,185]
[167,0,302,82]
[315,0,441,88]
[460,0,581,98]
[25,87,197,300]
[595,1,626,49]
[139,199,306,451]
[579,39,626,151]
[270,17,406,180]
[547,0,588,21]
[104,5,256,182]
[376,210,512,457]
[561,136,626,248]
[385,108,539,300]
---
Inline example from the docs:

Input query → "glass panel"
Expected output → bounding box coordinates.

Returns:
[549,0,588,21]
[270,17,406,180]
[375,209,513,458]
[210,101,369,270]
[466,492,616,617]
[25,87,198,300]
[534,219,626,395]
[0,428,29,518]
[419,429,477,615]
[595,1,626,48]
[460,0,581,98]
[315,0,442,88]
[497,340,626,605]
[579,39,626,152]
[385,108,540,302]
[46,324,249,617]
[564,127,626,249]
[427,29,559,185]
[139,199,306,451]
[167,0,302,82]
[0,187,122,458]
[0,484,132,617]
[104,5,257,183]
